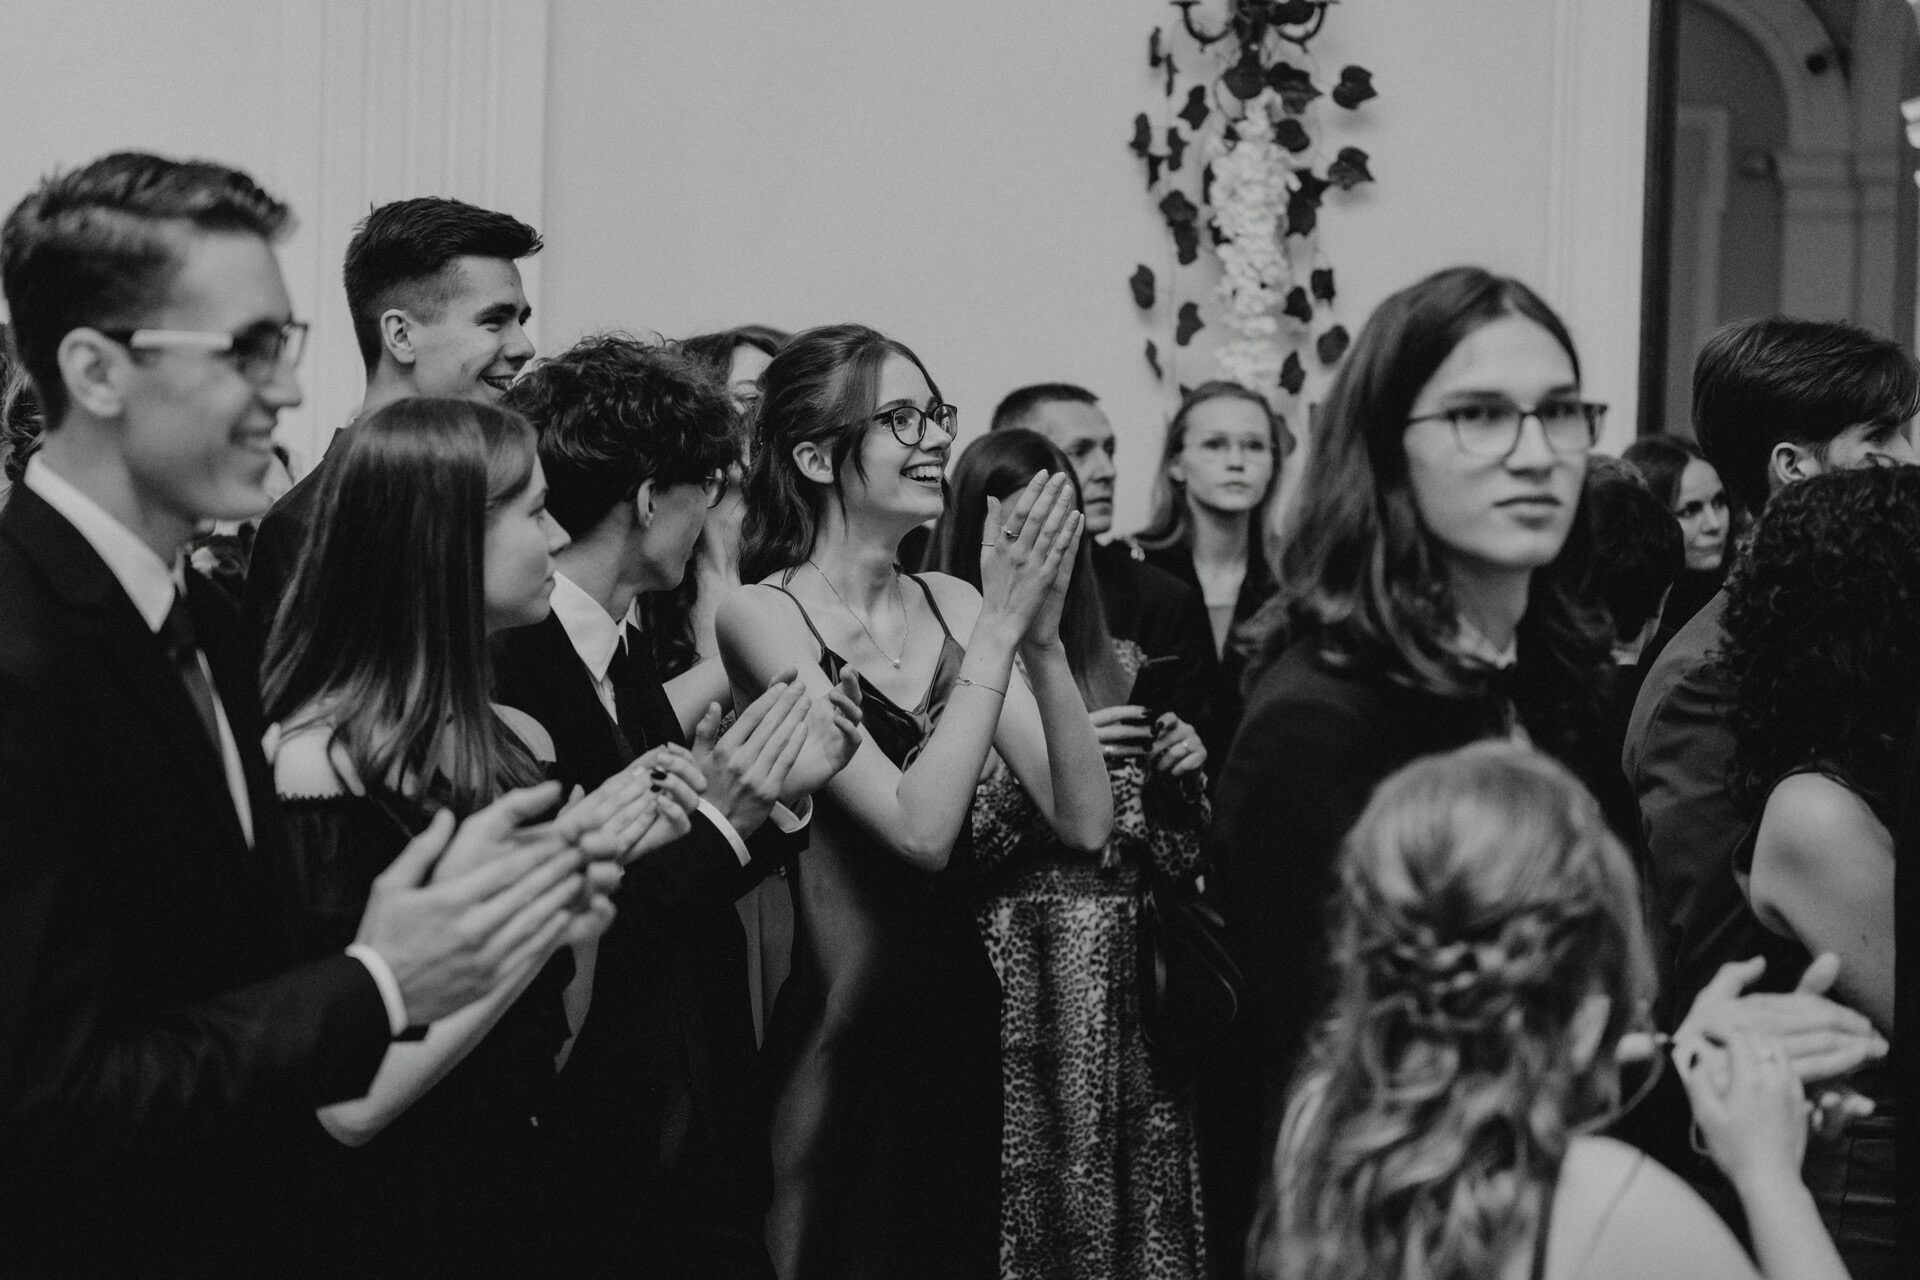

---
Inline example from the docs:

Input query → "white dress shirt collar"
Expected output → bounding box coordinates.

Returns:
[549,571,638,682]
[1452,613,1519,671]
[24,456,177,631]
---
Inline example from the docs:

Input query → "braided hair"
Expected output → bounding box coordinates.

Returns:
[1254,742,1656,1280]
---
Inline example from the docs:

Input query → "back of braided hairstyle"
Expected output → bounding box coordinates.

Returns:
[1253,741,1657,1280]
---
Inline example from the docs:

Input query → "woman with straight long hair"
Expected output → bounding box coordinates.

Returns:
[1255,741,1852,1280]
[1135,380,1288,760]
[1201,267,1617,1274]
[717,324,1111,1280]
[931,428,1210,1280]
[262,397,696,1278]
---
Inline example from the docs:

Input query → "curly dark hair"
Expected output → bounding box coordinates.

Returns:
[501,332,736,540]
[1719,465,1920,821]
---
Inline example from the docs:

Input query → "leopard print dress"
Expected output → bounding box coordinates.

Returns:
[973,641,1210,1280]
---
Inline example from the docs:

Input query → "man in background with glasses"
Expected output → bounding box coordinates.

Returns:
[242,194,543,641]
[0,152,607,1278]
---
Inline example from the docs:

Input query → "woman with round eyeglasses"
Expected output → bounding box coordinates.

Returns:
[1198,267,1621,1274]
[718,324,1111,1280]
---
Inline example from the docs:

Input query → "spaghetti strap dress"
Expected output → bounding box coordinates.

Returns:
[759,572,1002,1280]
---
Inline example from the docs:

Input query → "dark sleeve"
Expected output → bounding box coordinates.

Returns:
[0,676,388,1174]
[240,499,303,651]
[1206,676,1381,1143]
[615,809,802,927]
[1162,583,1222,738]
[1621,653,1760,1019]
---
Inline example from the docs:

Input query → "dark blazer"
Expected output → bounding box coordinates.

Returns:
[491,611,799,1279]
[0,485,391,1278]
[1197,641,1501,1280]
[241,424,347,647]
[1141,537,1278,766]
[1089,537,1218,732]
[1621,590,1799,1024]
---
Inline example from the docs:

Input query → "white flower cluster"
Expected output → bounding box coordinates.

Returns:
[1205,91,1297,395]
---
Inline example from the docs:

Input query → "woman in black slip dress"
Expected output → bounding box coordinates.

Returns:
[260,398,700,1278]
[717,324,1113,1280]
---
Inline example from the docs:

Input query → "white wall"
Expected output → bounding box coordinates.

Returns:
[0,0,549,470]
[3,0,1649,526]
[542,0,1648,530]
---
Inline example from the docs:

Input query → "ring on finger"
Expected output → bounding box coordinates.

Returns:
[1002,524,1020,539]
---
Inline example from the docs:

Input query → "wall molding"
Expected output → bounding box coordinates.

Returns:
[1545,0,1652,450]
[269,0,549,467]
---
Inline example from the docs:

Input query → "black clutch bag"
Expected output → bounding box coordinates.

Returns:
[1136,872,1245,1075]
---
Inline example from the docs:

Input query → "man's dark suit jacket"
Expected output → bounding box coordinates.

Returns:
[491,612,799,1279]
[0,485,391,1278]
[241,424,345,647]
[1089,537,1218,732]
[1621,590,1800,1024]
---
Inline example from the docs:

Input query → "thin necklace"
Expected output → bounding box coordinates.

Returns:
[809,560,907,668]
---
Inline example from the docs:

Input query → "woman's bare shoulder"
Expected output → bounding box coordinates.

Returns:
[1550,1136,1760,1280]
[491,703,555,763]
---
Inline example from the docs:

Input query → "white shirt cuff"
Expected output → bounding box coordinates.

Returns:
[769,798,811,832]
[697,799,752,867]
[345,944,410,1037]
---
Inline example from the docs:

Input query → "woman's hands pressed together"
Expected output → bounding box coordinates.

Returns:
[978,471,1084,652]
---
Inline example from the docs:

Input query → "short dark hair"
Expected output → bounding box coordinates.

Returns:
[1692,316,1920,513]
[679,324,788,377]
[991,382,1098,433]
[342,196,542,374]
[502,333,737,538]
[1582,456,1682,645]
[1,151,292,424]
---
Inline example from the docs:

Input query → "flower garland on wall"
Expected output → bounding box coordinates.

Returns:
[1131,0,1376,414]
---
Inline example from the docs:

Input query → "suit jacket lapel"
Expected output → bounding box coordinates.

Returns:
[4,486,243,848]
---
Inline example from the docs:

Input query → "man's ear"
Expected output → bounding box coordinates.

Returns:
[1770,440,1819,488]
[793,439,835,485]
[379,309,416,368]
[57,328,128,419]
[631,477,657,529]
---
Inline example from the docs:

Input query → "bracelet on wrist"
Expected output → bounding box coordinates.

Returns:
[953,676,1007,698]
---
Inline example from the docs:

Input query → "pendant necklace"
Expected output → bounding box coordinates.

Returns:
[810,560,907,668]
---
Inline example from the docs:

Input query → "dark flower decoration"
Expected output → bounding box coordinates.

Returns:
[1131,264,1157,310]
[1176,302,1205,345]
[1159,189,1202,264]
[1266,61,1319,113]
[1331,65,1376,109]
[1328,146,1374,189]
[1310,266,1336,302]
[1316,324,1351,365]
[1280,351,1306,395]
[1282,287,1313,324]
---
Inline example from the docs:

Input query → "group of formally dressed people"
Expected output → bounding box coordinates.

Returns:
[0,149,1900,1280]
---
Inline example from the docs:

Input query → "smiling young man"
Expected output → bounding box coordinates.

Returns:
[0,153,599,1279]
[242,195,542,639]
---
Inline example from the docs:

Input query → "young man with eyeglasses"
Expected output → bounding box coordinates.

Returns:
[492,333,863,1280]
[0,152,611,1278]
[242,195,543,641]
